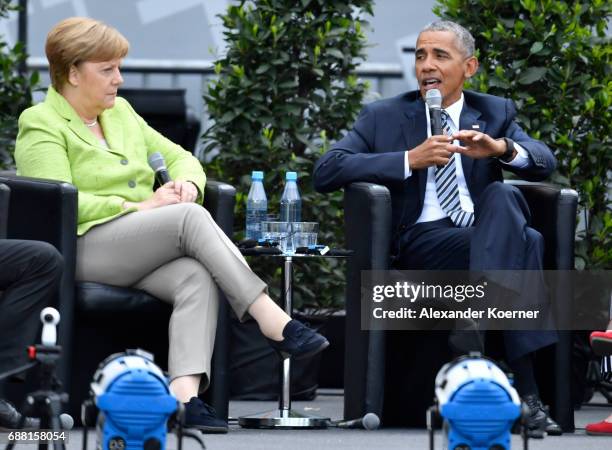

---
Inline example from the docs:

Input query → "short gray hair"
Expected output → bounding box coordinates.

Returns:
[420,20,475,58]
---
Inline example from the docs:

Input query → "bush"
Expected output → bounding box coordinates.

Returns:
[203,0,373,309]
[0,0,38,169]
[434,0,611,269]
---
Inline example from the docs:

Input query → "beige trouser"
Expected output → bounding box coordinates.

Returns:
[75,203,267,391]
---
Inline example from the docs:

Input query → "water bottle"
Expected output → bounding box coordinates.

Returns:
[245,171,267,240]
[280,171,301,223]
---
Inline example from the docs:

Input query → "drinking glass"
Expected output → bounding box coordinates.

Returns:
[260,221,292,254]
[291,222,319,249]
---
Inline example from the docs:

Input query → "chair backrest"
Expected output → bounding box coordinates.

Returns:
[118,88,200,153]
[506,180,578,270]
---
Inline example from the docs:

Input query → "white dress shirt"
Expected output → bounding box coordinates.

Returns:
[403,93,531,224]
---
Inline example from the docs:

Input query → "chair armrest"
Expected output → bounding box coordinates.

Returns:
[202,179,235,421]
[204,180,236,237]
[342,182,392,419]
[506,180,578,270]
[0,183,9,239]
[0,174,77,383]
[344,182,393,271]
[0,174,78,254]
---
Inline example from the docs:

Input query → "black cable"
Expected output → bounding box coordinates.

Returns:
[0,362,37,382]
[181,430,206,450]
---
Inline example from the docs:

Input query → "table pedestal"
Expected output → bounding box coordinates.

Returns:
[238,256,329,429]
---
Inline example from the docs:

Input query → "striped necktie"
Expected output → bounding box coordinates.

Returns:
[434,111,474,227]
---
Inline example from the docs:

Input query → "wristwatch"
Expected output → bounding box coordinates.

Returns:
[498,137,516,162]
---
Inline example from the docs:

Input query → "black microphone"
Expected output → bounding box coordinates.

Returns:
[331,412,380,430]
[425,89,447,169]
[425,88,443,136]
[148,152,172,185]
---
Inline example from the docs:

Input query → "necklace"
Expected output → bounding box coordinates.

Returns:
[84,119,98,127]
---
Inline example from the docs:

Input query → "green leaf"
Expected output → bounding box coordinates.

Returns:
[219,111,238,123]
[311,68,324,77]
[517,67,548,84]
[529,42,543,54]
[278,79,299,89]
[327,48,345,59]
[489,76,510,89]
[255,64,270,74]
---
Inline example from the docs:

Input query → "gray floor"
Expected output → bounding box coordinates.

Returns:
[59,391,611,450]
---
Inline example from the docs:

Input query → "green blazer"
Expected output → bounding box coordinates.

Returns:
[15,86,206,235]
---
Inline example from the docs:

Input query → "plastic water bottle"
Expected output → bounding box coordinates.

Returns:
[245,171,267,240]
[280,171,301,223]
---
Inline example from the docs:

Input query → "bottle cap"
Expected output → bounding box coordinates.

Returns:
[285,171,297,181]
[251,171,264,181]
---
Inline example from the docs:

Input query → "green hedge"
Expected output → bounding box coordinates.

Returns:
[203,0,373,309]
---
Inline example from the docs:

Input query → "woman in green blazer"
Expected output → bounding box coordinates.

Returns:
[15,17,328,433]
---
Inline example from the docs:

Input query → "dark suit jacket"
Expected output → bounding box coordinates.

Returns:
[313,90,556,251]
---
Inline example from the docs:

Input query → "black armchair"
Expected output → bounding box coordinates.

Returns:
[118,88,201,154]
[0,183,8,238]
[0,174,235,422]
[342,180,578,430]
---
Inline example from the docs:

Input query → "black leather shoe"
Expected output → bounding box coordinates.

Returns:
[523,394,562,437]
[0,399,39,430]
[267,319,329,360]
[183,397,228,434]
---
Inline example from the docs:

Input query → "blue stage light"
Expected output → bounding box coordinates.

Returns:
[90,349,178,450]
[428,354,528,450]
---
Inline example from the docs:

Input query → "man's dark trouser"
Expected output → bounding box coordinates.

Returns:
[397,181,557,361]
[0,240,63,375]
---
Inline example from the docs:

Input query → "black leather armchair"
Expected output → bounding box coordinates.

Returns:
[0,174,234,422]
[118,88,201,153]
[342,180,578,431]
[0,183,9,238]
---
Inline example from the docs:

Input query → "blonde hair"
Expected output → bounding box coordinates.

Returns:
[45,17,129,89]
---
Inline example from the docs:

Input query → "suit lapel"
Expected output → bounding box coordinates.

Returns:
[66,120,99,148]
[99,111,125,156]
[45,87,99,148]
[45,86,125,154]
[459,101,486,193]
[401,100,428,204]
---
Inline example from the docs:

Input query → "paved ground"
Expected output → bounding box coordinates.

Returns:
[56,390,612,450]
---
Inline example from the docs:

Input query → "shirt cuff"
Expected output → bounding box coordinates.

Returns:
[501,142,531,168]
[404,151,412,179]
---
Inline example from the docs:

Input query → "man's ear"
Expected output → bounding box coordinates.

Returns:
[464,56,479,79]
[67,65,79,87]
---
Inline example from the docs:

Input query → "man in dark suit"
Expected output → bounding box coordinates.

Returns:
[314,20,561,434]
[0,240,63,429]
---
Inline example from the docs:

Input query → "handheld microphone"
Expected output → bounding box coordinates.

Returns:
[148,152,172,185]
[331,412,380,430]
[425,89,443,136]
[40,307,60,346]
[425,89,447,168]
